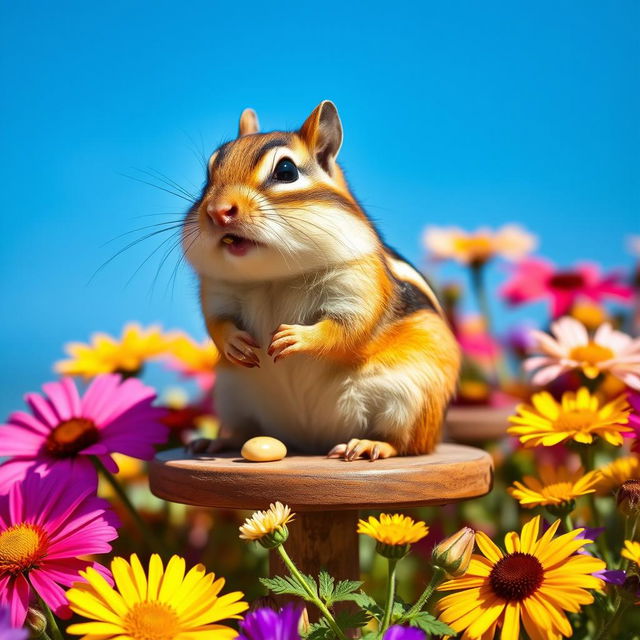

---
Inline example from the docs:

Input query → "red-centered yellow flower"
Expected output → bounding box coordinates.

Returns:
[507,388,632,448]
[593,456,640,495]
[508,466,598,509]
[66,554,247,640]
[622,540,640,566]
[437,516,605,640]
[56,323,168,378]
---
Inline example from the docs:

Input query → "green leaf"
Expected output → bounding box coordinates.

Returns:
[334,608,370,630]
[305,621,333,640]
[407,611,456,636]
[349,591,384,620]
[391,600,411,622]
[348,593,384,620]
[331,580,364,603]
[259,575,314,601]
[319,570,335,603]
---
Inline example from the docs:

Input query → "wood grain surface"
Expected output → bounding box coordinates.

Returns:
[269,511,360,579]
[149,443,493,511]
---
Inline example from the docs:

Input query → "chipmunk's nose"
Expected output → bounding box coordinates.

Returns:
[207,201,238,227]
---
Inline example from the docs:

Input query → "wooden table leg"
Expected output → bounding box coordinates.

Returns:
[269,510,360,581]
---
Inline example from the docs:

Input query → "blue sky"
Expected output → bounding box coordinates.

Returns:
[1,0,638,417]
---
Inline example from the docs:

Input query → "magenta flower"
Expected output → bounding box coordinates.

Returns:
[500,258,633,317]
[383,626,426,640]
[0,607,27,640]
[0,468,118,626]
[238,604,303,640]
[0,374,168,490]
[628,392,640,452]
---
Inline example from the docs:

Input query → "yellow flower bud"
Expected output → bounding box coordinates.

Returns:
[432,527,475,577]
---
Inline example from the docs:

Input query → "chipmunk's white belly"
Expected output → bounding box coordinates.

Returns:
[216,354,367,453]
[208,274,373,453]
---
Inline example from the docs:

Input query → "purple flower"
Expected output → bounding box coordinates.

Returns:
[0,607,27,640]
[383,626,427,640]
[238,605,303,640]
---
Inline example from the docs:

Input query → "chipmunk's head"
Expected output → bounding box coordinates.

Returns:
[183,101,379,281]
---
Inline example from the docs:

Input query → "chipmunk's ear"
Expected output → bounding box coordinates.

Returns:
[299,101,343,174]
[238,108,260,136]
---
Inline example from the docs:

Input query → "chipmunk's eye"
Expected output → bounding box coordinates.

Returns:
[272,158,298,183]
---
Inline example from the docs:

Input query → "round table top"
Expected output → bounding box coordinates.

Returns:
[149,443,493,511]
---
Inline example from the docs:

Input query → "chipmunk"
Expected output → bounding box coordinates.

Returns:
[183,101,460,460]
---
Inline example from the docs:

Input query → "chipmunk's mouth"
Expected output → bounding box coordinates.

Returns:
[220,233,261,257]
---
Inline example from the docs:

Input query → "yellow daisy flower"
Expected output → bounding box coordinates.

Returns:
[437,516,605,640]
[622,540,640,566]
[66,554,248,640]
[508,466,598,509]
[56,323,168,378]
[507,388,632,447]
[239,502,294,547]
[163,333,219,387]
[357,513,428,546]
[593,456,640,496]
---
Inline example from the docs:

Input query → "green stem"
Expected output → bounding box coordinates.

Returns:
[91,456,168,555]
[561,513,574,534]
[595,597,630,640]
[469,263,507,390]
[381,558,398,631]
[35,596,63,640]
[276,545,347,640]
[401,566,446,621]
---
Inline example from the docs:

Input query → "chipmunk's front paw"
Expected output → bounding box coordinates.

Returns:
[268,324,316,362]
[187,437,231,455]
[224,330,261,368]
[327,439,398,462]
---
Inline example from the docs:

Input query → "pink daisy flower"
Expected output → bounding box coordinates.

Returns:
[0,374,168,491]
[524,316,640,389]
[500,258,633,317]
[0,468,118,626]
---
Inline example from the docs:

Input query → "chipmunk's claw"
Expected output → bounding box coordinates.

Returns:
[327,439,397,462]
[187,437,232,456]
[225,331,260,368]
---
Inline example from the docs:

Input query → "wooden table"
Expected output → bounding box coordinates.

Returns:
[149,444,493,582]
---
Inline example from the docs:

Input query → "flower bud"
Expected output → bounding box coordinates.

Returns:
[258,524,290,549]
[25,607,47,636]
[432,527,475,577]
[617,479,640,517]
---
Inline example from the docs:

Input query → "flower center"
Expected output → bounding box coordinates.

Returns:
[0,523,48,575]
[124,601,180,640]
[553,409,600,433]
[538,481,576,503]
[489,552,544,601]
[568,342,614,366]
[548,271,585,290]
[452,237,494,263]
[45,418,100,458]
